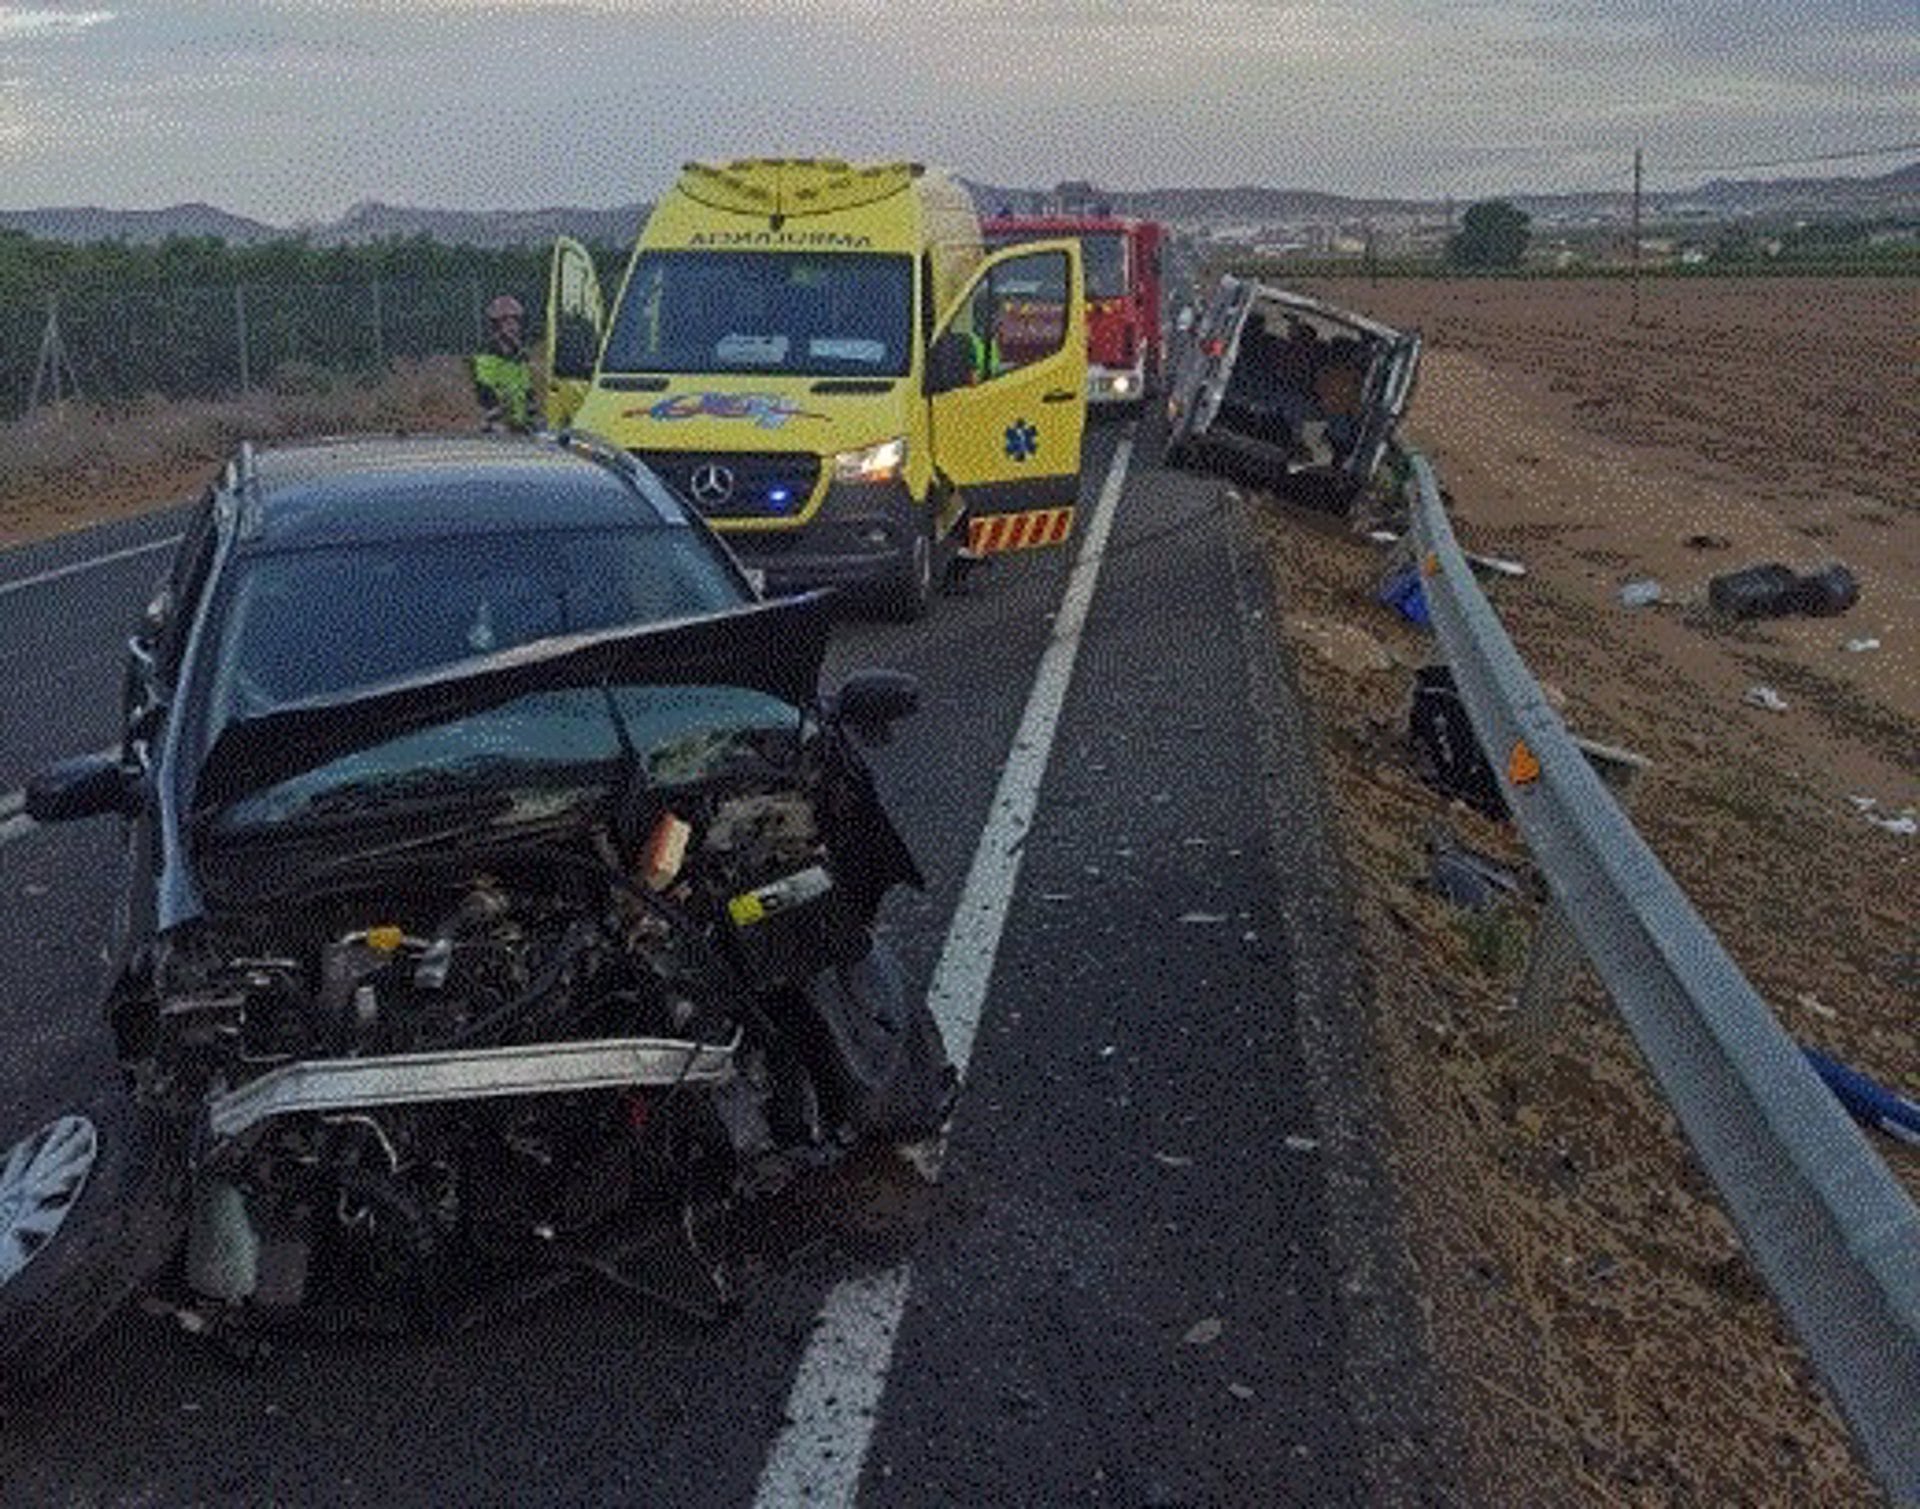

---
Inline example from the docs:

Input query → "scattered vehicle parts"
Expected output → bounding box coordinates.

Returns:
[1408,665,1507,818]
[1801,1048,1920,1146]
[1426,829,1524,911]
[1709,560,1860,620]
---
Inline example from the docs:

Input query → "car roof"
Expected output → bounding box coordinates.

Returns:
[233,435,691,550]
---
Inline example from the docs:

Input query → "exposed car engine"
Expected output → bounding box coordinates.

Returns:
[131,780,923,1321]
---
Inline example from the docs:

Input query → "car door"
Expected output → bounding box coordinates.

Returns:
[544,236,606,431]
[1187,277,1255,441]
[1344,330,1423,486]
[927,241,1088,555]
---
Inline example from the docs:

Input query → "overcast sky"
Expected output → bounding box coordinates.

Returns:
[1,1,1914,221]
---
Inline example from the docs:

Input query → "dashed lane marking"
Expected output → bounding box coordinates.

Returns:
[0,533,182,598]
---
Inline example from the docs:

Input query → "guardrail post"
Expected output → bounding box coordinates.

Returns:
[1512,736,1650,1056]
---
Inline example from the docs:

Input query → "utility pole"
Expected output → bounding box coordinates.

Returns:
[28,296,81,415]
[1630,147,1644,325]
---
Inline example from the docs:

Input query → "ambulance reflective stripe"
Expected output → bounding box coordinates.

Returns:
[967,506,1076,554]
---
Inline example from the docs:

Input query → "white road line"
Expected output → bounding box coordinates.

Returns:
[0,533,182,598]
[753,434,1135,1508]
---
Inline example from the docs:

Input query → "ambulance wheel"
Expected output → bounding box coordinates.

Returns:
[881,517,936,623]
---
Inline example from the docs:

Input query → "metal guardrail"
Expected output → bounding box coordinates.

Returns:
[1403,449,1920,1502]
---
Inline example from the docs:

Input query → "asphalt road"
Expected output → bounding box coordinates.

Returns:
[0,421,1444,1506]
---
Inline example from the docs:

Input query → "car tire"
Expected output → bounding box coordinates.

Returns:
[0,1082,185,1404]
[880,516,936,623]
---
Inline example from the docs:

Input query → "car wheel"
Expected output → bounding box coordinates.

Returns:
[0,1088,185,1402]
[881,516,935,623]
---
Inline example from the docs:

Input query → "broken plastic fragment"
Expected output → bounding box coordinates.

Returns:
[1743,685,1788,713]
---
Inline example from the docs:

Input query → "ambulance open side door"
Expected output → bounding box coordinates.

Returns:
[543,236,605,431]
[926,241,1088,555]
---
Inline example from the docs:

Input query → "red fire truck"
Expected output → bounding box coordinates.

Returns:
[984,212,1166,408]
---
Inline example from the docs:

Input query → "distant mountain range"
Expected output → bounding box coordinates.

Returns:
[2,163,1913,246]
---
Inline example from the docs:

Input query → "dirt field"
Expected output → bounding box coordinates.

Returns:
[0,357,477,546]
[1263,275,1916,1504]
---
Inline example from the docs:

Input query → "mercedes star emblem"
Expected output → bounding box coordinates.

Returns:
[688,463,736,507]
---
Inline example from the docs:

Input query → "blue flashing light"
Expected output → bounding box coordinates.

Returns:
[767,486,793,510]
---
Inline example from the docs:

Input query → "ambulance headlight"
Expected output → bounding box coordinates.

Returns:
[833,435,908,484]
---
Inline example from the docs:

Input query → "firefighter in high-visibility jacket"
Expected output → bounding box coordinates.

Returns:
[472,294,534,432]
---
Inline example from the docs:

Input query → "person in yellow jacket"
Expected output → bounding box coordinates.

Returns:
[472,294,534,432]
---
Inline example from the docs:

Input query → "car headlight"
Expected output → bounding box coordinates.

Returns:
[1111,374,1134,395]
[833,435,908,484]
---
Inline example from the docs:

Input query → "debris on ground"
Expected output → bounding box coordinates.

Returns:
[1744,685,1790,713]
[1464,550,1526,579]
[1801,1046,1920,1145]
[1408,665,1509,817]
[1426,829,1525,910]
[1845,795,1916,836]
[1709,561,1861,620]
[1377,565,1430,627]
[1618,579,1663,608]
[1182,1317,1225,1346]
[1683,532,1734,551]
[1843,637,1881,653]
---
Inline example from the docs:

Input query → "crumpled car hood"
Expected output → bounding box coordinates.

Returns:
[192,591,833,815]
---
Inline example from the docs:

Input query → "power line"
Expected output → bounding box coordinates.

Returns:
[1654,140,1920,176]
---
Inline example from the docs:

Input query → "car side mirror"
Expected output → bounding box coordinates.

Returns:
[832,670,920,746]
[26,753,140,823]
[925,331,976,396]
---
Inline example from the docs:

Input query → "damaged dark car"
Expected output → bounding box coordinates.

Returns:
[1164,274,1421,503]
[0,435,951,1387]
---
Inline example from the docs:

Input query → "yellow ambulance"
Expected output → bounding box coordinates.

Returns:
[543,158,1088,618]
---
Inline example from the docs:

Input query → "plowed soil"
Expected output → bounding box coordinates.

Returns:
[1260,275,1916,1505]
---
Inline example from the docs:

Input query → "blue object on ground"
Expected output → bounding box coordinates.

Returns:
[1802,1046,1920,1146]
[1378,566,1431,628]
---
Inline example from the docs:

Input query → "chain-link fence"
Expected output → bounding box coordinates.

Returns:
[3,276,547,420]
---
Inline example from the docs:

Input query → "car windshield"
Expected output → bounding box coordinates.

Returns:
[207,683,802,833]
[198,525,745,741]
[1079,233,1128,299]
[602,251,914,376]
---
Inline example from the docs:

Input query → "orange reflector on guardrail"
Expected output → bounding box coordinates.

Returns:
[1507,740,1542,786]
[967,507,1076,555]
[1421,551,1441,578]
